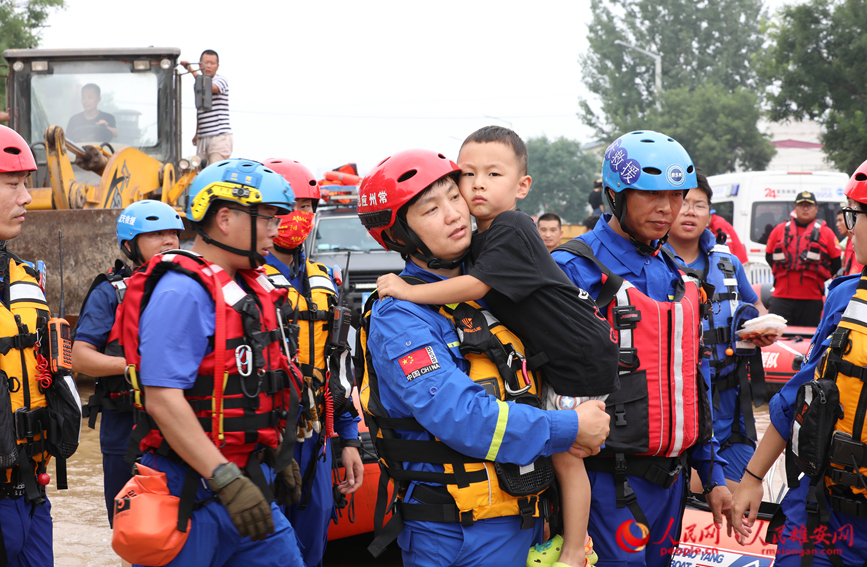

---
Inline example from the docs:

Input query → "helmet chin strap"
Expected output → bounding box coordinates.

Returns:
[195,205,265,270]
[606,188,666,257]
[273,243,303,279]
[387,217,468,271]
[122,240,144,266]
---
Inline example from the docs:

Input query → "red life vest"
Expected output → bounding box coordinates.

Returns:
[771,219,833,281]
[112,250,303,468]
[603,273,708,457]
[554,240,713,459]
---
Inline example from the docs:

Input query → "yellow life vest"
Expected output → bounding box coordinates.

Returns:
[813,273,867,499]
[0,255,51,495]
[264,260,354,440]
[358,286,552,556]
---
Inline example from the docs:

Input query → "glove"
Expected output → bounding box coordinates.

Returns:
[273,457,303,507]
[213,475,274,541]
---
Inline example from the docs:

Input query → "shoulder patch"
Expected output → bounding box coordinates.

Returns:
[399,346,440,381]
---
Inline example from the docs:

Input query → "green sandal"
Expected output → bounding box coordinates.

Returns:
[526,535,563,567]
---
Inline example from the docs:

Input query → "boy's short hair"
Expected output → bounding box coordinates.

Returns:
[694,172,713,204]
[201,49,219,63]
[82,83,101,97]
[538,212,562,228]
[461,125,528,176]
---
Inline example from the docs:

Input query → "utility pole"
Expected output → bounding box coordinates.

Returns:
[615,40,662,111]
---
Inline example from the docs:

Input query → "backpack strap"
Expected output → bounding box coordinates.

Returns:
[553,240,623,308]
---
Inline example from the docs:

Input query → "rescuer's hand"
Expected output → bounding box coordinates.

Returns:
[274,458,303,506]
[338,446,364,495]
[571,400,609,457]
[731,473,764,542]
[213,475,274,541]
[705,484,733,535]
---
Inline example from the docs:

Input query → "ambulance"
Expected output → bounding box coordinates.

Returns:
[707,170,849,284]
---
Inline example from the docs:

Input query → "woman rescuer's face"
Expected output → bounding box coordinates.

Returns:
[403,178,472,262]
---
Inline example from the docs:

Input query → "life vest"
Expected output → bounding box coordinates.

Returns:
[806,271,867,504]
[357,283,553,558]
[79,259,136,427]
[0,252,80,504]
[785,271,867,560]
[771,219,833,281]
[692,243,766,450]
[263,261,353,433]
[554,240,713,528]
[113,250,303,469]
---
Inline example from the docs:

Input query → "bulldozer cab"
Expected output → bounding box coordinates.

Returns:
[3,47,183,202]
[1,48,196,321]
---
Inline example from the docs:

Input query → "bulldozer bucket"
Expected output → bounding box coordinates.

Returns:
[13,209,122,321]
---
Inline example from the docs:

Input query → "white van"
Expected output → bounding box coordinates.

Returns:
[706,171,849,284]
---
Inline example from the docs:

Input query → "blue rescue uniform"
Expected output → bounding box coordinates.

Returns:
[766,275,867,565]
[264,253,360,567]
[75,279,136,524]
[135,271,304,567]
[553,216,728,567]
[666,230,759,482]
[367,261,579,567]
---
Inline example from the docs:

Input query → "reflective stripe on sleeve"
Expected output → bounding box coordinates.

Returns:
[485,400,510,461]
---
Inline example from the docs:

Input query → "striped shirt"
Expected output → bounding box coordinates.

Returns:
[197,74,232,137]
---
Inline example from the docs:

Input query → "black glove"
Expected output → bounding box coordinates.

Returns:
[211,472,274,541]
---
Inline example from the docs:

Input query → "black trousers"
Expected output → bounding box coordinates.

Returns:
[768,296,824,327]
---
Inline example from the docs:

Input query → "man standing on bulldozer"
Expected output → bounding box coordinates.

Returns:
[181,49,233,165]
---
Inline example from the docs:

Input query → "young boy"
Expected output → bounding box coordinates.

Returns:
[377,126,620,567]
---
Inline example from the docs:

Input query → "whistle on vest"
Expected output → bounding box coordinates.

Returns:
[47,318,73,375]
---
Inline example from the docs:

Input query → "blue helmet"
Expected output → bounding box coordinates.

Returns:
[186,159,295,269]
[187,158,294,223]
[116,199,184,247]
[602,130,696,194]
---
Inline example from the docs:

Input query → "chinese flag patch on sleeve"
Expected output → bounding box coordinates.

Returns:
[398,346,441,381]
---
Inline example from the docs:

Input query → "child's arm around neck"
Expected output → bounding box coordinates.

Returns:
[376,273,491,305]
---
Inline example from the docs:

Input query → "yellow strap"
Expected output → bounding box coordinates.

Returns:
[485,400,509,461]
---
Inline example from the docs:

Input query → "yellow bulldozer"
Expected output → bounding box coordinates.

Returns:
[2,47,203,321]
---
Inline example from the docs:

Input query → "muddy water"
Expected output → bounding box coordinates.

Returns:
[48,378,118,566]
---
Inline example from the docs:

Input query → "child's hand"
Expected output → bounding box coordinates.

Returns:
[377,273,412,301]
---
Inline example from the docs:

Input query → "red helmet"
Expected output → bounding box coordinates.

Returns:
[358,150,459,252]
[0,126,36,173]
[263,158,321,211]
[845,159,867,203]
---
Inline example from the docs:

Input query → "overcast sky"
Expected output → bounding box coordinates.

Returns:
[38,0,799,177]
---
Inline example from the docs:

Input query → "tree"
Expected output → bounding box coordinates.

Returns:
[0,0,65,112]
[648,84,775,175]
[579,0,774,173]
[760,0,867,174]
[524,136,600,224]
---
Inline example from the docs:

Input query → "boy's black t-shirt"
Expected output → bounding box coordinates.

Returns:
[468,210,619,397]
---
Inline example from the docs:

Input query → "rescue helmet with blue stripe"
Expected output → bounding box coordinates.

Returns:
[602,130,696,255]
[187,158,295,268]
[116,200,184,264]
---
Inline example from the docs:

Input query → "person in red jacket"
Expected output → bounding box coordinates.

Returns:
[707,213,748,263]
[765,191,841,326]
